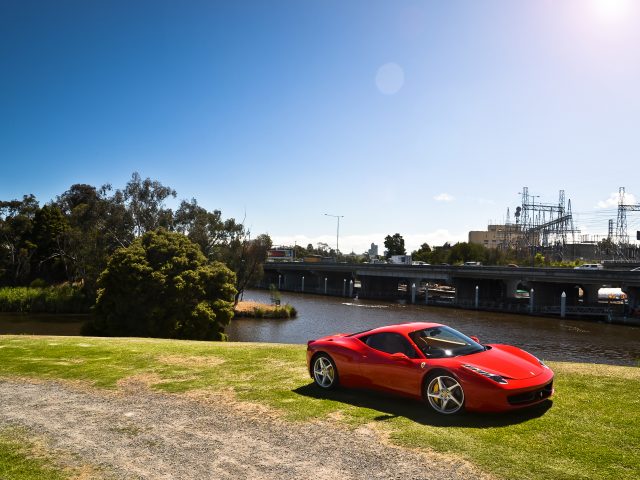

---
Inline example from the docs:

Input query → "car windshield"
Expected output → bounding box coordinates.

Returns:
[409,326,484,358]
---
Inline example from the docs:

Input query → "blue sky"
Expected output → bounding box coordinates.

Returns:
[2,0,640,253]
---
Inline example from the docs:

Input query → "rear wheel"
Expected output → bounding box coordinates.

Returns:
[312,354,338,389]
[424,373,465,414]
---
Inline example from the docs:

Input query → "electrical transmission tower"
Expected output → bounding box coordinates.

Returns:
[499,207,521,250]
[614,186,640,259]
[516,187,579,260]
[616,187,628,244]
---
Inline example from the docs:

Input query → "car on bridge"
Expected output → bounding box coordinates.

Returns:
[574,263,603,270]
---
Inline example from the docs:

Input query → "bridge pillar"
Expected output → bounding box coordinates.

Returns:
[504,279,520,299]
[582,284,600,306]
[622,286,639,312]
[359,275,401,300]
[452,278,503,307]
[528,282,578,310]
[303,274,320,293]
[406,278,423,303]
[320,273,354,297]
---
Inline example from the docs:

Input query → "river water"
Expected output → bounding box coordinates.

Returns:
[0,313,86,336]
[1,289,638,366]
[227,290,640,366]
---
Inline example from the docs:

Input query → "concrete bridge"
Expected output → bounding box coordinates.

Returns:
[261,263,640,319]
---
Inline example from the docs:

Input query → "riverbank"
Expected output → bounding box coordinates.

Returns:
[0,335,638,479]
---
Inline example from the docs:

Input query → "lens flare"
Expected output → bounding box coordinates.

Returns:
[375,63,404,95]
[590,0,632,22]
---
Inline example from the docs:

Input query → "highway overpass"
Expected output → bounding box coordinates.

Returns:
[261,263,640,318]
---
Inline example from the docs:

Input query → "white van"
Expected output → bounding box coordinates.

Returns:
[574,264,603,270]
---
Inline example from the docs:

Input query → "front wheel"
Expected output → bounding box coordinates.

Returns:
[424,373,465,414]
[312,354,338,389]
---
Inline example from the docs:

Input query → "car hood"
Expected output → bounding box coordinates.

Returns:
[461,345,544,380]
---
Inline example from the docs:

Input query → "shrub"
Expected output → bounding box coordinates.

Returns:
[85,229,237,340]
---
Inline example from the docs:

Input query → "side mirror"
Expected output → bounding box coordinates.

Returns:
[390,352,410,361]
[470,336,480,344]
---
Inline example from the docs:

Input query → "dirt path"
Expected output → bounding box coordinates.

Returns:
[0,379,491,480]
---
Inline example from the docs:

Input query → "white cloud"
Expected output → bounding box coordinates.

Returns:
[270,230,467,255]
[596,191,637,209]
[401,231,466,251]
[434,193,455,202]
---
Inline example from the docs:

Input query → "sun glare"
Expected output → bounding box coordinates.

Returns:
[590,0,632,22]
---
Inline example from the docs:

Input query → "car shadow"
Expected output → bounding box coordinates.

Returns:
[293,383,552,427]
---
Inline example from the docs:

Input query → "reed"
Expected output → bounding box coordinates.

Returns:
[0,285,91,314]
[234,300,297,319]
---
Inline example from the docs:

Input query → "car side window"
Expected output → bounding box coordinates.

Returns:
[364,333,420,359]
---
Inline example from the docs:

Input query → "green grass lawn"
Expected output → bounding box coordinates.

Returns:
[0,335,638,480]
[0,427,69,480]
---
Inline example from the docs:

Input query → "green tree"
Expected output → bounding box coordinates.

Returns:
[174,199,269,300]
[120,172,176,237]
[429,243,451,264]
[484,246,508,266]
[316,242,330,256]
[597,237,616,259]
[447,242,487,265]
[56,183,133,290]
[87,229,236,340]
[292,244,307,260]
[0,195,39,285]
[384,233,406,258]
[173,198,243,259]
[411,243,432,263]
[30,204,70,282]
[220,232,272,303]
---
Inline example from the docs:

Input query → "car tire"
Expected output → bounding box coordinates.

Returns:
[312,353,339,390]
[424,372,465,415]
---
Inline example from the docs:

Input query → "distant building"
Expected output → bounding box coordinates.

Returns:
[389,254,412,265]
[368,243,379,258]
[469,224,523,250]
[266,247,294,262]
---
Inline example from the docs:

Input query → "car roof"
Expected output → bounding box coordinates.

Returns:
[356,322,443,336]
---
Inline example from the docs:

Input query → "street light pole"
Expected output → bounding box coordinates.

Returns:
[323,213,344,255]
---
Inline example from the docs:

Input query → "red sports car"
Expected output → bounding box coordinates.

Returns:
[306,322,554,414]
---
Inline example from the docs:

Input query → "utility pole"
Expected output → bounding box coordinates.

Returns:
[323,213,344,255]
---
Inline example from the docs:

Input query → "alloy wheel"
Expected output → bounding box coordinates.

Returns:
[426,375,464,414]
[313,356,336,388]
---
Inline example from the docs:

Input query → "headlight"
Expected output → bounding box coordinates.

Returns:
[532,355,550,369]
[463,364,508,384]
